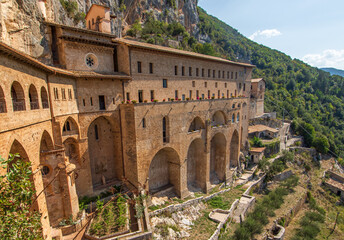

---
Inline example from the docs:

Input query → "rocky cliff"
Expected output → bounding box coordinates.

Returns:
[0,0,199,60]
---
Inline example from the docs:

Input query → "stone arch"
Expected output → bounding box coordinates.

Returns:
[11,81,25,111]
[40,131,54,153]
[0,85,6,113]
[62,117,79,136]
[187,138,206,191]
[41,87,49,109]
[212,111,226,126]
[8,139,29,163]
[148,147,180,194]
[188,117,205,132]
[230,130,240,168]
[29,84,39,110]
[88,116,117,188]
[210,133,227,184]
[63,137,79,165]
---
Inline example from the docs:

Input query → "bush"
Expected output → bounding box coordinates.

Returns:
[252,136,263,147]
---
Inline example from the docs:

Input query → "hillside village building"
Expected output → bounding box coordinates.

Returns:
[0,4,265,239]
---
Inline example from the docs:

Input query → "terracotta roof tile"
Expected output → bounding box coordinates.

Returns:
[250,147,266,153]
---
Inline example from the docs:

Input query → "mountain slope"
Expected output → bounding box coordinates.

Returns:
[321,68,344,77]
[196,7,344,157]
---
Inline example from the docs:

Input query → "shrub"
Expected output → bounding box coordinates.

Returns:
[252,136,263,147]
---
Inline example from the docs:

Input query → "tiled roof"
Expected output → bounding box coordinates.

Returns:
[248,125,279,134]
[250,147,266,153]
[251,78,264,83]
[113,38,255,68]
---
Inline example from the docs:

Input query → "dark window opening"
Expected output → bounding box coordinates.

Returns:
[150,90,154,101]
[83,99,85,106]
[196,68,199,77]
[95,124,99,140]
[99,95,105,110]
[149,63,153,74]
[175,90,178,100]
[175,66,178,75]
[182,66,185,76]
[189,67,192,76]
[205,82,207,87]
[142,118,146,128]
[163,79,168,88]
[126,92,130,101]
[192,81,195,87]
[189,90,192,99]
[163,117,169,143]
[208,69,211,77]
[90,97,93,106]
[202,68,205,77]
[243,83,246,91]
[138,90,143,103]
[137,61,142,73]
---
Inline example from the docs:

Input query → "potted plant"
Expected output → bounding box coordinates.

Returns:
[144,100,148,103]
[132,100,137,104]
[153,99,158,103]
[171,98,175,102]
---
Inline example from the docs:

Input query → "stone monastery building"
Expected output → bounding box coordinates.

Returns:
[0,4,265,239]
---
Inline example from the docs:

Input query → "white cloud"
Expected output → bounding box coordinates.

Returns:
[249,29,282,40]
[302,49,344,69]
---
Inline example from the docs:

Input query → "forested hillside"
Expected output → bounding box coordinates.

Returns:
[126,7,344,158]
[197,8,344,158]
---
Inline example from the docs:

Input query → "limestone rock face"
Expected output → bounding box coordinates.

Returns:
[0,0,200,60]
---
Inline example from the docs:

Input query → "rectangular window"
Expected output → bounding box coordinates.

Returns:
[175,90,178,100]
[202,94,205,99]
[90,97,93,106]
[235,72,238,79]
[113,98,115,104]
[137,61,142,73]
[223,71,225,78]
[205,82,207,87]
[95,124,99,140]
[175,66,178,75]
[68,89,72,100]
[215,82,218,88]
[126,92,130,101]
[208,90,210,99]
[192,81,195,87]
[222,93,224,98]
[54,88,58,100]
[202,68,205,77]
[163,79,168,88]
[196,68,199,77]
[99,95,105,110]
[182,66,185,76]
[182,94,186,101]
[243,83,246,91]
[150,90,154,101]
[218,90,220,98]
[218,70,221,78]
[83,99,85,106]
[142,118,146,128]
[149,62,153,74]
[227,71,230,79]
[196,90,199,99]
[231,72,234,79]
[189,90,192,99]
[227,90,229,98]
[189,67,192,76]
[225,83,227,88]
[138,90,143,103]
[208,69,211,77]
[213,70,215,78]
[61,88,66,100]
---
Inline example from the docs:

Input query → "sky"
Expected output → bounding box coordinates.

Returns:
[198,0,344,70]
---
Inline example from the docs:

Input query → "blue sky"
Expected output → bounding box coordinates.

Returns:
[198,0,344,69]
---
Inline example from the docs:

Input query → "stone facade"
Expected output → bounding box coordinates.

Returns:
[0,17,264,239]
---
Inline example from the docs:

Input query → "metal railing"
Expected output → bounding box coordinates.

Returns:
[12,101,25,111]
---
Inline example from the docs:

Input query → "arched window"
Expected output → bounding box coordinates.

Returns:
[0,86,6,113]
[62,117,79,136]
[237,113,240,122]
[232,114,235,123]
[41,87,49,109]
[162,117,169,143]
[11,82,25,111]
[29,85,39,110]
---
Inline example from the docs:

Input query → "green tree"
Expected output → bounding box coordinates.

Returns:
[312,134,330,154]
[252,136,263,147]
[0,154,42,239]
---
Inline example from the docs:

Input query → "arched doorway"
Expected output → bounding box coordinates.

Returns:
[29,84,39,110]
[148,148,180,194]
[210,133,226,184]
[187,138,206,191]
[188,117,205,132]
[11,81,25,111]
[230,130,240,168]
[88,117,117,188]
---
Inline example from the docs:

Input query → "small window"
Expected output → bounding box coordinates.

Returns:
[163,79,168,88]
[149,63,153,74]
[227,90,229,98]
[54,88,59,100]
[232,114,235,123]
[113,98,115,104]
[189,67,192,76]
[235,72,238,79]
[202,68,205,77]
[223,71,225,78]
[213,70,215,78]
[99,95,105,110]
[83,99,85,106]
[225,83,227,88]
[162,117,169,143]
[137,61,142,73]
[239,83,242,89]
[150,90,154,101]
[196,90,199,99]
[61,88,66,100]
[231,72,234,79]
[205,82,207,88]
[95,124,99,140]
[192,81,195,87]
[196,68,199,77]
[182,94,186,101]
[175,90,178,100]
[208,69,211,77]
[68,89,72,100]
[232,104,235,108]
[138,90,143,103]
[41,165,50,176]
[218,90,220,98]
[215,82,218,88]
[227,71,229,79]
[142,118,146,128]
[126,92,130,101]
[202,94,205,99]
[237,113,240,122]
[243,83,246,91]
[208,90,210,99]
[175,66,178,75]
[218,70,221,78]
[90,97,93,106]
[189,90,192,99]
[182,66,185,76]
